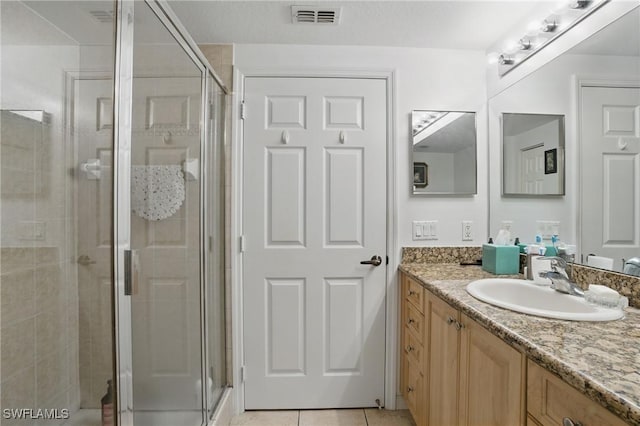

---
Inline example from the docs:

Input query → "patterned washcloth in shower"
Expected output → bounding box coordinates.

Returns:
[131,165,185,221]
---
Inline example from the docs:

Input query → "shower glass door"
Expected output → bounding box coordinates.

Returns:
[126,2,205,425]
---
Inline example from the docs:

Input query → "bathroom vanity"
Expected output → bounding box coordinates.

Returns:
[398,263,639,426]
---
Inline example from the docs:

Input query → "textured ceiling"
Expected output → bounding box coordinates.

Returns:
[8,1,638,57]
[167,1,544,50]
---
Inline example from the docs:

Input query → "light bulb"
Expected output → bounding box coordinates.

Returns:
[487,52,500,65]
[568,0,589,9]
[540,18,558,32]
[498,54,515,66]
[527,20,541,32]
[518,38,532,50]
[504,39,519,53]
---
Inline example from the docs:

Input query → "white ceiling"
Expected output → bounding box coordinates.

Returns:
[6,0,638,57]
[167,1,543,50]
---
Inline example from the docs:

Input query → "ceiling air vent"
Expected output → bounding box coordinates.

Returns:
[291,6,341,25]
[88,10,114,24]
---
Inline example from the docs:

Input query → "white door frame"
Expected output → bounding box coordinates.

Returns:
[573,76,640,264]
[231,68,397,415]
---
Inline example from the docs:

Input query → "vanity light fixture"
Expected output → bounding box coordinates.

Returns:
[411,111,447,137]
[493,0,609,76]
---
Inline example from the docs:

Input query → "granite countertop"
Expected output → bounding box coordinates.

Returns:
[400,262,640,425]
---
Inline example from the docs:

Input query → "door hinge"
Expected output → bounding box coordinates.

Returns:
[240,235,246,253]
[386,255,389,265]
[240,101,246,120]
[209,235,213,252]
[240,365,246,383]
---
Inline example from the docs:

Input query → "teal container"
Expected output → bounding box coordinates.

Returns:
[482,244,520,275]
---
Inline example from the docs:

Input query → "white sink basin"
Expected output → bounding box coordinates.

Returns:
[466,278,624,321]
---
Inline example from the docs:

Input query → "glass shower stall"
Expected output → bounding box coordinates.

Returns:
[0,1,227,425]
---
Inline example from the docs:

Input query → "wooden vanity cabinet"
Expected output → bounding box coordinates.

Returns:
[400,272,525,426]
[527,360,627,426]
[400,273,426,426]
[400,272,628,426]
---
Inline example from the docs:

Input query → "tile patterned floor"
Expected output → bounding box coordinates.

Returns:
[230,409,415,426]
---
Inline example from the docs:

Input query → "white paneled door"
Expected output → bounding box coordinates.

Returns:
[581,86,640,271]
[242,77,387,409]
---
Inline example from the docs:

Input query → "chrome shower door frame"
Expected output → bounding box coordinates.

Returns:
[112,1,229,425]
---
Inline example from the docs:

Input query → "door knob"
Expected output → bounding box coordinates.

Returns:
[360,255,382,266]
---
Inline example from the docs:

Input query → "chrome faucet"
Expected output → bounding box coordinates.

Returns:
[538,256,584,297]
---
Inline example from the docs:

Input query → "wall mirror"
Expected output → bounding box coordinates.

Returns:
[411,110,477,195]
[1,110,49,197]
[502,113,565,196]
[488,4,640,275]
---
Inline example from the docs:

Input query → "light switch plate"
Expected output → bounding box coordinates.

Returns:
[425,220,438,240]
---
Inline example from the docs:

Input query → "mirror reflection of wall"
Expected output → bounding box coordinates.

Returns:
[488,5,640,274]
[502,113,565,196]
[411,110,477,195]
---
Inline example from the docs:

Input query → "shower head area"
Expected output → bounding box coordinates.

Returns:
[0,2,228,425]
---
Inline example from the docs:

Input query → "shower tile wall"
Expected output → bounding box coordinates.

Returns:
[1,43,82,419]
[1,2,115,419]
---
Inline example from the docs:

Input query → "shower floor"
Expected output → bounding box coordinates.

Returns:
[62,408,203,426]
[63,409,100,426]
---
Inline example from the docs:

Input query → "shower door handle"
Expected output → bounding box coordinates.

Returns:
[124,249,139,296]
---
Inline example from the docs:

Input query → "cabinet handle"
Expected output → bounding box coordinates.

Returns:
[446,316,455,325]
[407,318,415,325]
[406,345,414,353]
[407,386,414,393]
[408,290,417,296]
[454,321,464,331]
[562,418,583,426]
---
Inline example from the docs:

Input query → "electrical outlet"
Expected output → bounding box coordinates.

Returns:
[462,221,473,241]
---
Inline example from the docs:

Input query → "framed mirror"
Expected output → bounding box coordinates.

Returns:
[502,113,565,196]
[411,110,477,195]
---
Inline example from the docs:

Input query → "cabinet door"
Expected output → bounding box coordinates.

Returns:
[426,292,460,426]
[403,355,425,426]
[459,314,525,426]
[527,360,627,426]
[399,274,408,397]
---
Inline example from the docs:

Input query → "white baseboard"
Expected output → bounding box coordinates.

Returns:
[210,387,234,426]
